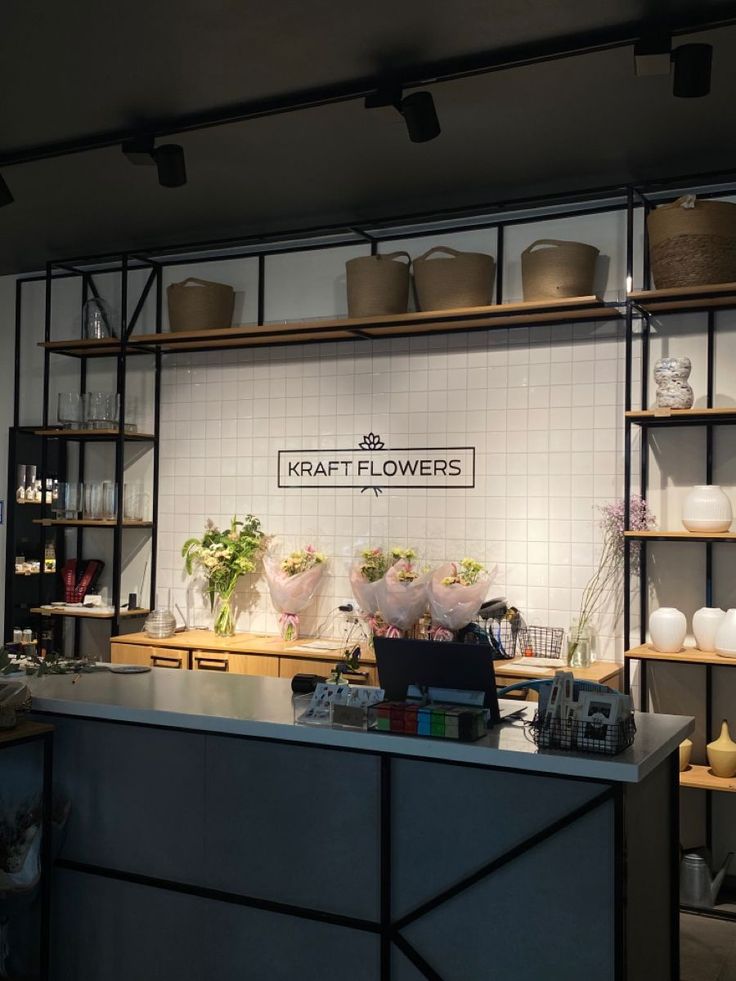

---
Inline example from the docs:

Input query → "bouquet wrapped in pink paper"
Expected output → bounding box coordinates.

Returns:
[374,549,430,637]
[428,559,494,641]
[264,545,327,641]
[349,546,392,634]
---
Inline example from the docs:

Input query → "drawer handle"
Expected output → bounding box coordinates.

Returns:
[195,656,229,672]
[150,654,183,669]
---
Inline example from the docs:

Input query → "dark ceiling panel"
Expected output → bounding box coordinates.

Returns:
[0,4,735,271]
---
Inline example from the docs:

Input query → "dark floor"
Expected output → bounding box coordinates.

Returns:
[682,914,736,981]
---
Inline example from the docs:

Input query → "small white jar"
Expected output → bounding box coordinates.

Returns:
[693,607,726,652]
[715,609,736,659]
[649,607,687,653]
[682,485,733,533]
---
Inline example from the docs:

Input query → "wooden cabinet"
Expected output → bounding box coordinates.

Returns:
[192,650,280,677]
[110,643,189,670]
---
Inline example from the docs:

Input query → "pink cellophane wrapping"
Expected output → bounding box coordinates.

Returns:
[263,555,327,616]
[427,562,495,632]
[349,564,383,616]
[374,560,430,632]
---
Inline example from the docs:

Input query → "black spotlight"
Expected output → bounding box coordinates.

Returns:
[152,144,187,188]
[399,91,441,143]
[0,173,13,208]
[673,43,713,97]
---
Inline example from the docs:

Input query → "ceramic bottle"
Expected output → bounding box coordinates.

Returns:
[649,607,687,653]
[707,721,736,778]
[682,485,733,533]
[715,609,736,659]
[693,607,726,653]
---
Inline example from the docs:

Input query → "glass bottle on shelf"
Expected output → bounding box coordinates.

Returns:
[44,542,56,574]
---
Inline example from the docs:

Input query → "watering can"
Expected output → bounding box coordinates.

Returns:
[680,850,732,908]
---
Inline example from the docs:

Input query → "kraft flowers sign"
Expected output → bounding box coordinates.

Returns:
[278,434,475,495]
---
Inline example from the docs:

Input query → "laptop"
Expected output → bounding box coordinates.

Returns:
[374,636,501,726]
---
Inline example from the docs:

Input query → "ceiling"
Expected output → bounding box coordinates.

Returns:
[2,0,736,273]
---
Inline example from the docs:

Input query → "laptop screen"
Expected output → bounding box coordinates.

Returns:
[374,636,500,726]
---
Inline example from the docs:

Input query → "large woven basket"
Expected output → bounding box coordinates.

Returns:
[346,252,410,317]
[413,246,495,311]
[521,239,599,301]
[167,278,235,332]
[647,195,736,288]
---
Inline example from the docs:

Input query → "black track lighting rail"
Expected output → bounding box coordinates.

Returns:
[0,10,734,169]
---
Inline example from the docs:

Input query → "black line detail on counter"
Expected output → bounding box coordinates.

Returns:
[278,434,476,494]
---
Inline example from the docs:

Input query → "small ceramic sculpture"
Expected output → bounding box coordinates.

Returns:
[679,738,693,772]
[649,607,687,653]
[693,607,726,652]
[654,356,694,409]
[682,485,733,533]
[707,720,736,778]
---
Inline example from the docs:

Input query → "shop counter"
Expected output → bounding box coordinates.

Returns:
[27,670,690,981]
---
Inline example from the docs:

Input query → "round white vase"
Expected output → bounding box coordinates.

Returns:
[715,609,736,659]
[682,485,733,533]
[693,607,726,652]
[649,607,687,653]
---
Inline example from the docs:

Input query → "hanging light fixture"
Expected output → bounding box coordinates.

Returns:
[0,174,13,208]
[122,137,187,187]
[672,43,713,97]
[365,84,441,143]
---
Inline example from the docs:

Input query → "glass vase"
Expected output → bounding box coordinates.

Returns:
[213,591,236,637]
[567,618,592,668]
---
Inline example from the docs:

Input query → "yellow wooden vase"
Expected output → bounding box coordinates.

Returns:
[707,720,736,778]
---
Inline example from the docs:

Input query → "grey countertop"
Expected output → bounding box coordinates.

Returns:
[25,668,693,783]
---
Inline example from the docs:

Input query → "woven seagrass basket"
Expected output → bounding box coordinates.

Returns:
[647,196,736,288]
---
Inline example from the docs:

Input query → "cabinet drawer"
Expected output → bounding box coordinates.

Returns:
[110,643,189,670]
[192,650,279,677]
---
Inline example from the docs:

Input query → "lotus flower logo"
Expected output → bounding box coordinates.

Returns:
[358,432,385,451]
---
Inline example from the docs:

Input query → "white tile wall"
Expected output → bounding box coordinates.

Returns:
[156,320,627,656]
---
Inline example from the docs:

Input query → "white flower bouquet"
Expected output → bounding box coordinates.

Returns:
[427,558,494,640]
[264,545,327,641]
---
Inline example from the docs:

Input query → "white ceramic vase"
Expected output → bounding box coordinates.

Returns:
[649,607,687,653]
[682,485,733,533]
[693,607,726,653]
[715,609,736,659]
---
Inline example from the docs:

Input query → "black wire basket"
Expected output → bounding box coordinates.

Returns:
[528,713,636,756]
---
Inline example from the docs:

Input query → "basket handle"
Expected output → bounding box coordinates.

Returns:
[377,251,411,264]
[521,239,578,255]
[172,277,227,289]
[415,246,464,261]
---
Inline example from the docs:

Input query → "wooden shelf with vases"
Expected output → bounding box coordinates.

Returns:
[32,606,150,619]
[33,427,155,441]
[625,644,736,668]
[625,407,736,427]
[38,296,621,357]
[624,530,736,542]
[680,764,736,793]
[32,519,153,528]
[629,281,736,315]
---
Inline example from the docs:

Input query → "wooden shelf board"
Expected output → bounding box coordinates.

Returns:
[626,408,736,425]
[32,519,152,528]
[625,644,736,667]
[33,428,155,441]
[32,607,150,619]
[680,764,736,793]
[629,282,736,314]
[624,530,736,541]
[38,297,620,356]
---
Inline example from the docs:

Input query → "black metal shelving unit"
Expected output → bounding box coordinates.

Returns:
[621,187,736,920]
